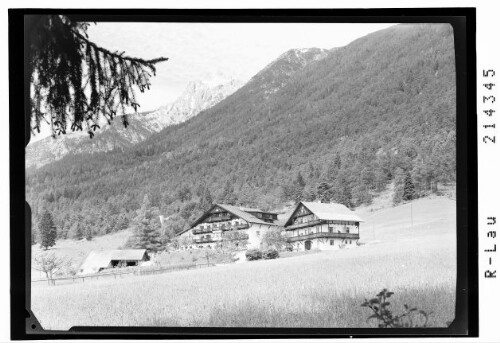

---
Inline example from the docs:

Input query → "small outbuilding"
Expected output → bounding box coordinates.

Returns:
[78,249,150,275]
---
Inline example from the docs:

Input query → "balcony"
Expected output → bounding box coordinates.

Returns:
[205,214,231,223]
[221,223,250,231]
[192,228,213,235]
[287,232,359,242]
[193,237,218,244]
[285,219,323,230]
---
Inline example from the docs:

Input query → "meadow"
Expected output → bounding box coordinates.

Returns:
[31,197,456,329]
[31,229,132,280]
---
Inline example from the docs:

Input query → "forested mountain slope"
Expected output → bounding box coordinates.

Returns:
[26,78,243,169]
[26,24,456,240]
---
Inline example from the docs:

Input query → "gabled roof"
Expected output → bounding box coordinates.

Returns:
[239,206,275,214]
[178,204,278,236]
[217,204,274,226]
[110,249,148,260]
[283,201,364,226]
[78,249,148,275]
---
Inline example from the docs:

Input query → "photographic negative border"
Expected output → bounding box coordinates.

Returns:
[9,7,477,339]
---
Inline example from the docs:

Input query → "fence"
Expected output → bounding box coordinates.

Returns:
[31,262,216,286]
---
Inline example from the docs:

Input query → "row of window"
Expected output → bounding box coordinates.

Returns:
[329,240,353,245]
[210,212,230,218]
[200,220,243,230]
[295,226,354,236]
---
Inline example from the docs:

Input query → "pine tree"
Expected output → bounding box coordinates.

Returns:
[115,214,129,232]
[295,172,306,188]
[392,168,406,205]
[290,172,306,204]
[38,210,57,250]
[85,227,93,241]
[402,171,417,201]
[68,221,84,240]
[220,181,237,205]
[27,15,168,138]
[127,195,163,252]
[199,186,213,212]
[316,181,333,203]
[334,153,342,170]
[177,185,192,202]
[31,226,38,246]
[129,216,163,253]
[339,183,354,209]
[352,184,373,206]
[302,186,316,202]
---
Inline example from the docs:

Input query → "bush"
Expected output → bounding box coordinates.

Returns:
[361,289,433,328]
[245,249,262,261]
[262,248,279,260]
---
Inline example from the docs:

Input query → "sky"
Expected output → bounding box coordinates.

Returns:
[31,22,395,142]
[87,22,396,110]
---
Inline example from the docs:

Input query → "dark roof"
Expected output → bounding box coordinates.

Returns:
[217,204,273,226]
[177,204,278,236]
[283,201,364,226]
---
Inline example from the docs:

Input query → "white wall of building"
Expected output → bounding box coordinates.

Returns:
[177,220,276,250]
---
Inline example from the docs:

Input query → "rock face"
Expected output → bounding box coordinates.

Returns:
[26,78,244,169]
[247,48,329,97]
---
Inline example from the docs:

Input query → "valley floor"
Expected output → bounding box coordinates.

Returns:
[31,197,457,329]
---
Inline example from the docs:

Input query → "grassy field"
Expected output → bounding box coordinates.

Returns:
[31,229,132,280]
[31,197,456,329]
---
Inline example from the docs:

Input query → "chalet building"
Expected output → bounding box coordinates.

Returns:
[78,249,150,275]
[283,202,363,251]
[177,204,279,250]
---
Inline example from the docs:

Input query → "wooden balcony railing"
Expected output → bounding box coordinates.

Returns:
[287,232,359,242]
[221,223,250,231]
[285,219,323,230]
[193,237,218,244]
[205,214,231,223]
[193,223,249,235]
[192,228,213,235]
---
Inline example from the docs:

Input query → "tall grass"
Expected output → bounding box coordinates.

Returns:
[32,232,456,329]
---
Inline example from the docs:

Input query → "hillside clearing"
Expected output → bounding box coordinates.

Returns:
[32,197,456,329]
[31,229,132,280]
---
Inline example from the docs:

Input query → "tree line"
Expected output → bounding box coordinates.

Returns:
[28,23,456,246]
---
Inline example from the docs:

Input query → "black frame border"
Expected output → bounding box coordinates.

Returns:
[9,7,477,340]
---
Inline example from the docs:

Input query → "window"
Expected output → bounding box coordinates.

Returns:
[256,231,260,237]
[329,226,333,233]
[200,225,204,230]
[330,240,334,246]
[349,240,352,244]
[346,227,350,233]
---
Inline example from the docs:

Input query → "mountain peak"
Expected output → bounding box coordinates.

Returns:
[26,77,244,169]
[248,47,329,96]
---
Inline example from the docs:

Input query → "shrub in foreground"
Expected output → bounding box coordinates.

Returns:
[361,288,433,328]
[245,249,262,261]
[262,248,279,260]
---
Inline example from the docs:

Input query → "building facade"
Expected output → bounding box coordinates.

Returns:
[283,202,363,251]
[177,204,279,250]
[78,249,150,275]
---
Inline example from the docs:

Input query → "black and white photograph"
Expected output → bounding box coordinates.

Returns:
[7,7,482,339]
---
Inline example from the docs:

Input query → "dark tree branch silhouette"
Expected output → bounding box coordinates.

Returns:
[27,15,168,138]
